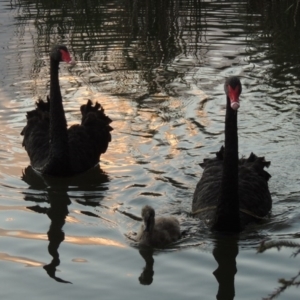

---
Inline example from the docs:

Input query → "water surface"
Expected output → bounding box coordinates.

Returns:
[1,1,300,299]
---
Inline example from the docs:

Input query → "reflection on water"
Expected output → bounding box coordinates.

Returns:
[213,236,238,300]
[257,239,300,300]
[0,0,299,299]
[21,166,124,283]
[246,0,300,88]
[138,248,154,285]
[7,0,206,101]
[26,190,71,284]
[22,168,72,283]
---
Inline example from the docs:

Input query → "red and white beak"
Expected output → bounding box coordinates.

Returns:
[228,85,240,110]
[60,49,76,65]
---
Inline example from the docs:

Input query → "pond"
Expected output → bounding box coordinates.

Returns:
[1,0,300,299]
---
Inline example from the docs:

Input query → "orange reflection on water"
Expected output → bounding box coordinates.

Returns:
[65,236,126,248]
[0,227,126,248]
[0,252,43,267]
[0,205,29,213]
[72,258,87,263]
[0,228,47,241]
[65,215,80,224]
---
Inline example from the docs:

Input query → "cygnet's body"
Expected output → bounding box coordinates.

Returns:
[137,205,180,247]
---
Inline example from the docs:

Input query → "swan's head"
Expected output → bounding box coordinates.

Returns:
[224,76,242,110]
[141,205,155,233]
[50,45,76,65]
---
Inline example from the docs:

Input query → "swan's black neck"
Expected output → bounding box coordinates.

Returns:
[213,96,240,232]
[42,58,70,175]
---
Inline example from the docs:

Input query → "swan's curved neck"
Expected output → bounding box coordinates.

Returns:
[213,96,240,231]
[42,58,70,175]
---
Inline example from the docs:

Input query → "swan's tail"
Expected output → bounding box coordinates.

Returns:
[199,146,224,169]
[80,100,113,153]
[21,98,51,170]
[199,146,271,181]
[23,97,49,121]
[80,100,112,126]
[21,98,50,141]
[240,152,271,181]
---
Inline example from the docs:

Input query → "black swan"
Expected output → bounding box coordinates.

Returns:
[21,45,113,176]
[192,77,272,232]
[137,205,180,247]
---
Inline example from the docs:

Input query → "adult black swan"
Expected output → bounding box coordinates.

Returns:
[192,77,272,232]
[21,45,113,176]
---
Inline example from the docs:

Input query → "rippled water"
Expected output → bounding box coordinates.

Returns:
[1,0,300,299]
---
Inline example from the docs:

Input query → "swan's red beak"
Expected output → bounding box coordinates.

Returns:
[60,49,76,65]
[228,85,240,110]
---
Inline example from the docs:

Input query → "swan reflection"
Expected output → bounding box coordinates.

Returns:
[21,165,109,283]
[27,191,71,283]
[138,248,154,285]
[212,235,239,300]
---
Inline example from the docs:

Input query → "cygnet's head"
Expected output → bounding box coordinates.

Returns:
[141,205,155,233]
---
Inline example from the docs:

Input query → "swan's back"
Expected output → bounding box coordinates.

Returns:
[137,205,180,248]
[21,98,113,175]
[192,147,272,227]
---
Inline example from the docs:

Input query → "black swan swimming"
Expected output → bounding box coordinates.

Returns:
[21,45,113,176]
[192,77,272,232]
[137,205,181,247]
